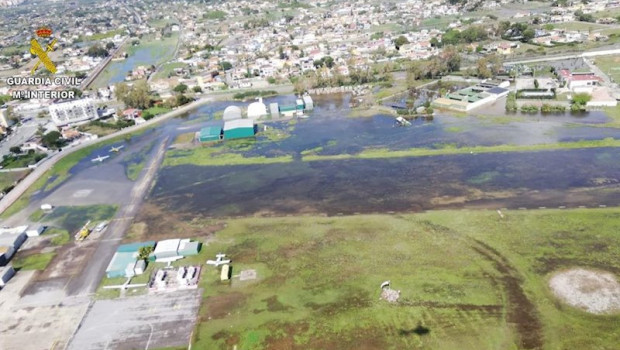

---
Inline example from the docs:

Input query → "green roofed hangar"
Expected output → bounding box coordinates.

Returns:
[199,126,222,142]
[223,119,256,140]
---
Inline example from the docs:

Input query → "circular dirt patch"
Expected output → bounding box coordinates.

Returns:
[549,268,620,314]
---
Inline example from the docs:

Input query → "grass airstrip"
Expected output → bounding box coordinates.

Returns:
[189,208,620,349]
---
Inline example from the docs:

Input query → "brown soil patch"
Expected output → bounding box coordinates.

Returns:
[471,239,543,350]
[205,292,248,319]
[549,268,620,314]
[38,242,94,279]
[132,202,225,242]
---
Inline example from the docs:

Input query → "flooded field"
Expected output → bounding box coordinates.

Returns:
[125,94,620,217]
[149,147,620,217]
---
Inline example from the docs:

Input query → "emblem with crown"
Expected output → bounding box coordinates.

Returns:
[36,27,53,38]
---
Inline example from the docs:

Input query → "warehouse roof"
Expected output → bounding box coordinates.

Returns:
[223,106,242,121]
[200,126,221,138]
[224,118,254,131]
[154,239,181,255]
[116,241,156,253]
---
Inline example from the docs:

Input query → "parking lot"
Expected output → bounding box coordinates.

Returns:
[68,289,202,350]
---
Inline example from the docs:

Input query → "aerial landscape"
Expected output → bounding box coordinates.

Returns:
[0,0,619,349]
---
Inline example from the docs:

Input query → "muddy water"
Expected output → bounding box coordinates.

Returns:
[150,148,620,217]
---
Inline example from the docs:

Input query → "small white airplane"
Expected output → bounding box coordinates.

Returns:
[91,155,110,163]
[109,145,125,153]
[206,253,231,267]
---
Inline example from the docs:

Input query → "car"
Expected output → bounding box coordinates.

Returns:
[94,221,108,232]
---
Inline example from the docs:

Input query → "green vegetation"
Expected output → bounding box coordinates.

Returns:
[261,127,290,142]
[232,90,278,100]
[173,132,196,144]
[124,141,156,181]
[594,55,620,84]
[82,29,125,42]
[0,170,29,193]
[30,205,117,233]
[12,252,55,271]
[0,152,46,169]
[506,92,518,112]
[47,227,71,246]
[78,119,136,136]
[204,10,227,20]
[153,62,187,80]
[143,106,172,120]
[303,138,620,162]
[520,104,539,113]
[192,209,620,349]
[164,147,293,167]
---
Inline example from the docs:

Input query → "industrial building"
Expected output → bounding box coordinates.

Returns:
[223,119,256,140]
[269,95,314,118]
[199,126,222,142]
[105,241,155,278]
[247,97,268,119]
[432,83,509,112]
[0,226,28,266]
[48,98,98,126]
[150,238,201,262]
[0,264,15,288]
[222,106,242,121]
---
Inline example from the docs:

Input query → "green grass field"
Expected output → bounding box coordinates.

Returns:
[191,209,620,349]
[594,55,620,85]
[0,170,29,191]
[30,205,117,233]
[12,252,55,271]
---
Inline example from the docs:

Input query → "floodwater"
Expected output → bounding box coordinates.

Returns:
[98,44,168,86]
[34,94,619,217]
[150,147,620,216]
[140,94,620,217]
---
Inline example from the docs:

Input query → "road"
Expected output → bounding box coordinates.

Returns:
[81,37,129,90]
[66,137,169,296]
[504,47,620,65]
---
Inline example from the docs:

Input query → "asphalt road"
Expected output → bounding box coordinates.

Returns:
[65,137,169,296]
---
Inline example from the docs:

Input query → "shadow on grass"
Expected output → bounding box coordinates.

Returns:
[399,324,430,336]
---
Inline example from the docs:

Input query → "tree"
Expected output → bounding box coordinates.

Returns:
[192,86,202,93]
[441,46,461,73]
[267,77,276,84]
[138,246,153,261]
[219,61,232,71]
[522,28,535,42]
[476,58,492,79]
[41,131,63,149]
[86,44,108,58]
[105,42,115,50]
[394,35,409,49]
[176,94,192,106]
[572,92,592,105]
[534,79,539,89]
[173,83,188,93]
[9,146,21,154]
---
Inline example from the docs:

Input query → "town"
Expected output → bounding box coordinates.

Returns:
[1,0,620,349]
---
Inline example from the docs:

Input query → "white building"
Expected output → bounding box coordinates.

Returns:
[48,99,98,126]
[247,97,268,120]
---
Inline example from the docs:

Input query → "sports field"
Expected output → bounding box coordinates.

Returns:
[191,209,620,349]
